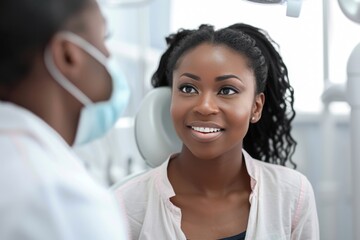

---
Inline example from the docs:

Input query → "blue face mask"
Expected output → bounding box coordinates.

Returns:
[44,32,130,146]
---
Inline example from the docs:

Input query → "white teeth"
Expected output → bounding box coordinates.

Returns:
[192,126,221,133]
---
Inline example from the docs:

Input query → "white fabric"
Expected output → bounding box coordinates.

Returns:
[115,149,319,240]
[0,102,129,240]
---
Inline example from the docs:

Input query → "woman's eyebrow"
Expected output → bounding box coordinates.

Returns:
[216,74,243,82]
[180,73,244,83]
[180,73,200,81]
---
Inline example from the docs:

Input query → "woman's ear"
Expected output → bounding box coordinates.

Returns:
[251,93,265,123]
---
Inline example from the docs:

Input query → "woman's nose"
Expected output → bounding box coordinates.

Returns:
[193,92,220,116]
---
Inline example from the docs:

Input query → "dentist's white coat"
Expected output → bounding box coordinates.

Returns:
[0,102,129,240]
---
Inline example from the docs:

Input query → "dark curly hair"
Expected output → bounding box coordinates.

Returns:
[152,23,297,168]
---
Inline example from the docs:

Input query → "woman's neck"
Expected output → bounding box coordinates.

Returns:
[168,146,251,197]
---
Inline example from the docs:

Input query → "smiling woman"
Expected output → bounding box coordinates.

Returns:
[114,23,319,240]
[171,42,262,161]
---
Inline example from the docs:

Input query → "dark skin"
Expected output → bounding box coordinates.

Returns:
[168,43,264,239]
[168,151,251,239]
[0,1,110,145]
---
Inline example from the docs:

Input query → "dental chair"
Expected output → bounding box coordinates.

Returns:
[111,87,181,188]
[135,87,181,168]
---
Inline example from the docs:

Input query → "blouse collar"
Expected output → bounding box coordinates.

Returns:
[156,149,259,202]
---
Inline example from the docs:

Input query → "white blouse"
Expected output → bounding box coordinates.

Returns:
[115,149,319,240]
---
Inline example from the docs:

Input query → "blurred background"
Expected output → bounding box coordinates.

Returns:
[73,0,360,239]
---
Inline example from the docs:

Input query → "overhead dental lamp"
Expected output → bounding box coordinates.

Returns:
[245,0,303,17]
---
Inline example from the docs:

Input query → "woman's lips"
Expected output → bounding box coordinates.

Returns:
[189,125,224,142]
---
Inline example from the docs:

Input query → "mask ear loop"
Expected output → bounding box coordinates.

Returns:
[44,31,111,106]
[44,47,93,106]
[58,32,108,66]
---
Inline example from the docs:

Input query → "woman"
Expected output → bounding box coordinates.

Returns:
[115,23,319,239]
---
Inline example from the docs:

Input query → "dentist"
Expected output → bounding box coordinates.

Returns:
[0,0,130,239]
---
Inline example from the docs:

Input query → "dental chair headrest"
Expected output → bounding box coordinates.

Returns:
[134,87,181,168]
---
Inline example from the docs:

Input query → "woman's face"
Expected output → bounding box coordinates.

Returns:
[171,43,264,160]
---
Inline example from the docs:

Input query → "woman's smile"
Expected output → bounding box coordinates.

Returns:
[189,126,224,142]
[187,121,225,142]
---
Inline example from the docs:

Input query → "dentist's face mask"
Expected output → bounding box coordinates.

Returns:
[44,32,130,146]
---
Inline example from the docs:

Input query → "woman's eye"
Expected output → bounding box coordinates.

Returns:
[180,85,197,94]
[219,87,237,95]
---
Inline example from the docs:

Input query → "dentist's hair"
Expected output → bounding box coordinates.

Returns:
[0,0,92,88]
[151,23,297,168]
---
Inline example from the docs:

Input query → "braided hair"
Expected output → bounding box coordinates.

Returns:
[152,23,297,168]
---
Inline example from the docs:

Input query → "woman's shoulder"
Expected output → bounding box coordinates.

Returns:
[113,157,173,201]
[113,167,159,195]
[251,159,313,196]
[112,160,175,238]
[112,167,161,227]
[243,150,305,184]
[255,159,304,179]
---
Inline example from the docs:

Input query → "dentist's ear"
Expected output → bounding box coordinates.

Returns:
[251,93,265,123]
[48,34,85,84]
